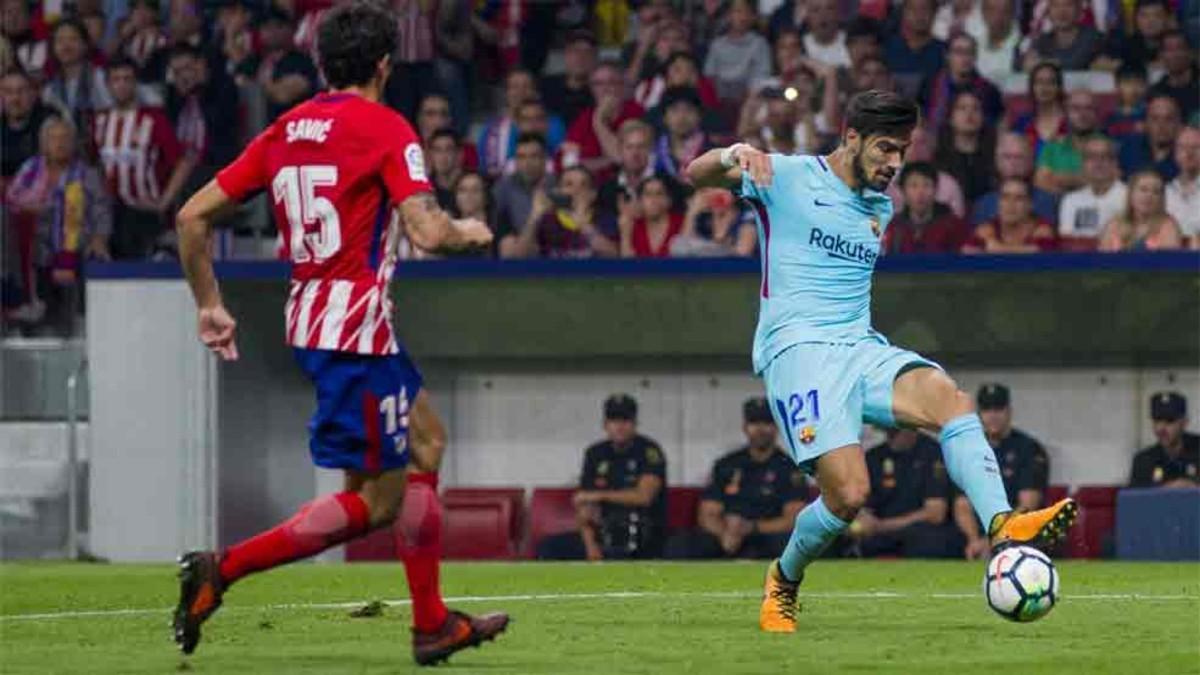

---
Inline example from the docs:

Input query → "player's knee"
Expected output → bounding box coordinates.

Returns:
[827,480,870,520]
[411,428,446,472]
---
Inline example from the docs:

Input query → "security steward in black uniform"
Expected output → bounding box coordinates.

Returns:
[664,397,807,559]
[953,383,1051,560]
[845,428,955,558]
[536,394,667,560]
[1130,392,1200,488]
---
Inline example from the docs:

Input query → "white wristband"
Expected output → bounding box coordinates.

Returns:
[720,144,747,169]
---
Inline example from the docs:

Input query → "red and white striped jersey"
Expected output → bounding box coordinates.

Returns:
[216,92,432,356]
[93,106,183,207]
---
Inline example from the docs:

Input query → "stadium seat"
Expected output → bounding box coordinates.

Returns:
[526,487,578,558]
[1068,485,1120,559]
[667,486,704,533]
[1059,236,1099,252]
[442,494,516,559]
[443,487,526,549]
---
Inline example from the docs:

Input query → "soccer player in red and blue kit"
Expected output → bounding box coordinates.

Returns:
[170,2,507,666]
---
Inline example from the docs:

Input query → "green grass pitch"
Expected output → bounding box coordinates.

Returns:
[2,560,1198,674]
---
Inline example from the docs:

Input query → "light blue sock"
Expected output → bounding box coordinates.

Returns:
[778,497,848,582]
[940,413,1012,530]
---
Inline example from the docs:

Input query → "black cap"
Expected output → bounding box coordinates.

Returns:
[660,86,702,112]
[976,383,1011,410]
[1150,391,1186,422]
[743,397,774,424]
[604,394,638,421]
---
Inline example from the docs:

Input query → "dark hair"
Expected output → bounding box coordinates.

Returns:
[661,86,702,111]
[168,42,204,62]
[1135,0,1169,11]
[1027,61,1064,100]
[999,176,1032,195]
[429,128,459,146]
[935,90,996,169]
[317,1,397,89]
[51,18,92,52]
[1146,92,1182,114]
[1159,28,1188,45]
[452,171,491,217]
[561,164,595,189]
[899,161,937,186]
[1115,62,1148,81]
[105,56,138,75]
[515,131,548,152]
[1,68,36,85]
[844,90,920,140]
[637,173,682,210]
[661,50,698,74]
[846,17,882,42]
[774,26,803,44]
[564,30,598,48]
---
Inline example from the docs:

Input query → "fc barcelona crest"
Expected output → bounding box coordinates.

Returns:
[867,217,881,238]
[799,426,817,445]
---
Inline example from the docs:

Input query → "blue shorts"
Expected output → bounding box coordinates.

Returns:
[293,347,424,472]
[761,335,940,470]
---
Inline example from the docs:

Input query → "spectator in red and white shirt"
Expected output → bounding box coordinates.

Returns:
[559,62,645,183]
[93,57,194,258]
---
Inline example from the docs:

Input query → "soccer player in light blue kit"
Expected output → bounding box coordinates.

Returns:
[686,90,1078,633]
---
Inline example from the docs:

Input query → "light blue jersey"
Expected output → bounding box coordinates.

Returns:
[741,154,939,467]
[740,154,894,375]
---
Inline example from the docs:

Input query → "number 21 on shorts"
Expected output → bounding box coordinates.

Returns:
[775,389,820,448]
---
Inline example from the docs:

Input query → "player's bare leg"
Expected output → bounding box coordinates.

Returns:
[400,391,509,666]
[762,444,868,633]
[174,470,405,654]
[891,367,1076,551]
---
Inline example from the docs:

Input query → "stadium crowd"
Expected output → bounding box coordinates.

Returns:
[535,388,1196,561]
[1,0,1198,334]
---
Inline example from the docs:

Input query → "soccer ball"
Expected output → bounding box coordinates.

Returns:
[983,545,1059,622]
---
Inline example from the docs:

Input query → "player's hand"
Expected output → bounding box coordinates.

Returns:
[965,537,990,561]
[850,511,878,538]
[734,145,773,188]
[197,305,239,361]
[450,218,494,249]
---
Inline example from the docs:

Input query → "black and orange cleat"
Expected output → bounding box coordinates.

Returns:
[990,498,1079,553]
[412,609,509,666]
[172,551,225,655]
[759,561,800,633]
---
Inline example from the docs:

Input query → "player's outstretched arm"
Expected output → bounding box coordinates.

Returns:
[176,179,239,361]
[400,191,494,253]
[686,144,773,190]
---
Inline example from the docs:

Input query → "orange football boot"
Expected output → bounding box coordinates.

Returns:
[759,561,800,633]
[990,498,1079,552]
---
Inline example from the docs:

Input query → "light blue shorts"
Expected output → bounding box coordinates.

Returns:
[761,335,941,470]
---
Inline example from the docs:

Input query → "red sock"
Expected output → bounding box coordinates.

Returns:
[219,491,370,586]
[396,472,449,633]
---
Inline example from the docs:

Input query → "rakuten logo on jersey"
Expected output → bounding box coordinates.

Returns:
[286,118,334,144]
[809,228,877,265]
